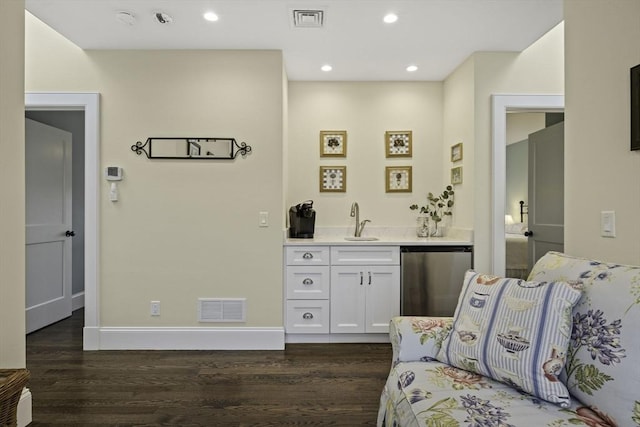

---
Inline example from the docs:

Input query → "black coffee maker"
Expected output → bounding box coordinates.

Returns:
[288,200,316,238]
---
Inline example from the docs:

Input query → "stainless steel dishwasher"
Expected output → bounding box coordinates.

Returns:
[400,246,473,316]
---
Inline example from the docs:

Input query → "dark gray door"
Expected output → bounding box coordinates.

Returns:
[527,122,564,270]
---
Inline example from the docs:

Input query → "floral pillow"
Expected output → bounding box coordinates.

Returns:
[436,270,583,407]
[528,251,640,426]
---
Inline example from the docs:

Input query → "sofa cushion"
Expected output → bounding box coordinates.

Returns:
[436,270,583,407]
[379,360,595,427]
[528,251,640,426]
[389,316,453,365]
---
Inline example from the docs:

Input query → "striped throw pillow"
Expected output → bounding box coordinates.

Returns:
[436,270,583,407]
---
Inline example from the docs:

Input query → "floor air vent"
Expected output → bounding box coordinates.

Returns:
[292,9,324,28]
[198,298,246,322]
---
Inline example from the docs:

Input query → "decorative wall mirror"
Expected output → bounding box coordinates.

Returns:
[131,137,252,159]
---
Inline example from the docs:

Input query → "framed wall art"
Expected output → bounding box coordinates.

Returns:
[385,166,412,193]
[451,142,463,162]
[631,64,640,150]
[319,166,346,192]
[320,130,347,157]
[385,131,412,157]
[451,166,463,185]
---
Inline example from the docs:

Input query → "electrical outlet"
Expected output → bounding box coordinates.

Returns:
[150,301,161,316]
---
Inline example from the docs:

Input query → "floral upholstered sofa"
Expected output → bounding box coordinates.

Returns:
[378,251,640,427]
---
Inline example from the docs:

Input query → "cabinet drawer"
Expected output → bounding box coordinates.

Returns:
[285,246,330,265]
[331,246,399,265]
[286,266,330,299]
[285,300,330,334]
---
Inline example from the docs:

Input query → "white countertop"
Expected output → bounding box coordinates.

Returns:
[284,226,473,246]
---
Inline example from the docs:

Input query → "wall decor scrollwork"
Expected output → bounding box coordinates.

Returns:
[131,137,252,160]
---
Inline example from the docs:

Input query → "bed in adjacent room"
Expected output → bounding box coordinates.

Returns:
[505,222,529,279]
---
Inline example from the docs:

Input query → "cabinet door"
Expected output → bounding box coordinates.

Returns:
[365,265,400,333]
[330,266,366,333]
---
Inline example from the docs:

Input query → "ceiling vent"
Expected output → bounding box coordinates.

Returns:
[154,12,173,24]
[292,9,325,28]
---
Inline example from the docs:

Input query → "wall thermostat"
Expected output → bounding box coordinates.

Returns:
[105,166,123,181]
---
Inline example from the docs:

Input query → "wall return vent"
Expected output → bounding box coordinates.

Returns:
[198,298,246,322]
[292,9,324,28]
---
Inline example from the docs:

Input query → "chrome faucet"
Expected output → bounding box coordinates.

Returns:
[350,202,371,237]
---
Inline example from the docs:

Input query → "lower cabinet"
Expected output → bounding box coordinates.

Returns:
[284,245,400,342]
[330,265,400,333]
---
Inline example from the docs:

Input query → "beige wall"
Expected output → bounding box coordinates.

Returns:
[0,0,26,368]
[26,14,285,327]
[443,57,475,230]
[564,0,640,264]
[288,82,444,228]
[444,22,565,272]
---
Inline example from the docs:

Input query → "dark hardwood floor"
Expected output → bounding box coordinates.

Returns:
[26,310,392,426]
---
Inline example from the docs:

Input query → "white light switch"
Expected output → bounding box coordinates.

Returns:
[259,211,269,227]
[601,211,616,238]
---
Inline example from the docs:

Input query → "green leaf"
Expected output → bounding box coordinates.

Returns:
[632,401,640,425]
[425,412,459,427]
[574,364,614,395]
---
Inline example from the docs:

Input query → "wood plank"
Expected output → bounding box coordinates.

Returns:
[27,310,391,425]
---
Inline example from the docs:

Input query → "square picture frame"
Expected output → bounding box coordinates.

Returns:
[385,166,412,193]
[319,166,347,192]
[320,130,347,157]
[451,166,463,185]
[451,142,463,162]
[385,131,412,157]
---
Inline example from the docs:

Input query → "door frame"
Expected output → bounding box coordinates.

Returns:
[491,94,564,276]
[25,92,100,350]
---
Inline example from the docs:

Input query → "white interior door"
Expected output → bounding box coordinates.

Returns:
[527,121,564,270]
[25,118,73,333]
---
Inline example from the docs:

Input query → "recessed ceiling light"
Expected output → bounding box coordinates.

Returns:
[203,12,219,22]
[383,13,398,24]
[321,64,333,72]
[406,65,418,72]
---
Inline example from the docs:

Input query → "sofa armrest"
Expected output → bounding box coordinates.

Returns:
[390,316,453,365]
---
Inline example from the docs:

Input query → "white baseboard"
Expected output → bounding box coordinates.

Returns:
[72,291,85,311]
[82,326,285,350]
[17,388,32,427]
[285,333,391,344]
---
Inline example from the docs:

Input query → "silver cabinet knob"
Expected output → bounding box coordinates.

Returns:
[303,312,314,320]
[302,252,313,259]
[302,278,314,285]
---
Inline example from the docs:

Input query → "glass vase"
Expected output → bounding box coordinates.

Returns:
[430,221,446,237]
[416,216,430,238]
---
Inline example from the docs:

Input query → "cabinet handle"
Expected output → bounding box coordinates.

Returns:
[360,271,363,285]
[302,278,314,285]
[368,271,372,285]
[302,252,313,260]
[303,312,314,320]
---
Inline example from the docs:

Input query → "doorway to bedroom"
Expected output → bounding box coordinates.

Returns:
[505,112,564,279]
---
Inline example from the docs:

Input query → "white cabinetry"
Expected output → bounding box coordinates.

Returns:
[284,246,330,334]
[330,247,400,334]
[284,245,400,342]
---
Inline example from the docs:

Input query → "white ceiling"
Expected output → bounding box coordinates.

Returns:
[24,0,563,81]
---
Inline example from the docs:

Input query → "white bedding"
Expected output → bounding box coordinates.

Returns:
[506,232,528,269]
